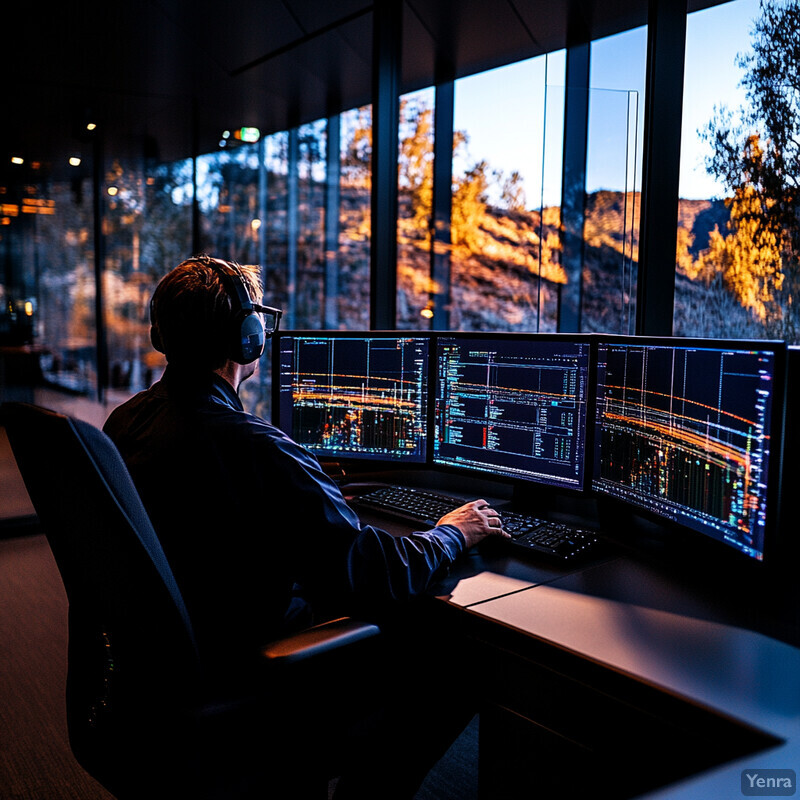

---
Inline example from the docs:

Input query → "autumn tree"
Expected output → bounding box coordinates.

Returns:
[398,98,495,254]
[501,171,527,212]
[676,224,697,279]
[398,97,434,236]
[451,160,490,251]
[341,106,372,189]
[702,0,800,336]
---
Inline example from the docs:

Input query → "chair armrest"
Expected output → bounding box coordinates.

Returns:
[195,618,382,725]
[262,617,380,665]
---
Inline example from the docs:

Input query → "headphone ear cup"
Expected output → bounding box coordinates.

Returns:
[233,311,265,364]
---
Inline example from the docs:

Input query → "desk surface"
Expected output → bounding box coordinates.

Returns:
[355,498,800,800]
[439,546,800,799]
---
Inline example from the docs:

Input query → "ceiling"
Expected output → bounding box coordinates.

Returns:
[2,0,726,185]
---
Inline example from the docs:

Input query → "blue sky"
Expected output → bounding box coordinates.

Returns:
[680,0,759,198]
[451,0,760,206]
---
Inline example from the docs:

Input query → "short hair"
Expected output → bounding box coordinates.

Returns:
[149,255,263,371]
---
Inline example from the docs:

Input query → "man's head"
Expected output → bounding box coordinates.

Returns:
[150,255,268,372]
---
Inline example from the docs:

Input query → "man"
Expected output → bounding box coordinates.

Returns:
[103,254,508,797]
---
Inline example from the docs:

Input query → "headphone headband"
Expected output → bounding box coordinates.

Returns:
[190,255,255,314]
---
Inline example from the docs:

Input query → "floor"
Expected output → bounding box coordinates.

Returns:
[0,532,116,800]
[0,391,478,799]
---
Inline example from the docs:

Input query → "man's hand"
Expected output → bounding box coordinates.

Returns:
[436,500,510,549]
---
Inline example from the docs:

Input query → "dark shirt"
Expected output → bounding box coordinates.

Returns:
[103,367,465,671]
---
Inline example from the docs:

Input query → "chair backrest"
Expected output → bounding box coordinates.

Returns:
[0,402,201,775]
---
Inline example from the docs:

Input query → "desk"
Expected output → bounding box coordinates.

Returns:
[356,499,800,799]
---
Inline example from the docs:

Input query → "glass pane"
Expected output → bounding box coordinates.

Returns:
[338,105,372,329]
[104,157,193,399]
[450,54,566,332]
[263,131,290,316]
[585,25,647,335]
[675,0,798,341]
[16,178,97,397]
[294,120,328,329]
[196,143,263,265]
[581,86,641,334]
[397,87,435,329]
[244,133,289,419]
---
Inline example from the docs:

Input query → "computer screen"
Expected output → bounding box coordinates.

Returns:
[592,337,784,561]
[273,332,430,463]
[432,334,591,489]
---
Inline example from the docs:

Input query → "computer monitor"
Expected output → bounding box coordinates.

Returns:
[592,336,785,562]
[273,332,430,464]
[432,333,591,490]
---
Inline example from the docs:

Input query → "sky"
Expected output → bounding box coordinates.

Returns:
[450,0,761,206]
[679,0,760,198]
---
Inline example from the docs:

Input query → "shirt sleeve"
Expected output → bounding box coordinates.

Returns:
[262,427,466,605]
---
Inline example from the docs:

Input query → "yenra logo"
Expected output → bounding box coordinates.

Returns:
[742,769,796,796]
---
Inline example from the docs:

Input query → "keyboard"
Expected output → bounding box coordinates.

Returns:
[350,484,599,562]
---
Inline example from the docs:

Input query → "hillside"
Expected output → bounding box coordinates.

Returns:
[389,189,734,332]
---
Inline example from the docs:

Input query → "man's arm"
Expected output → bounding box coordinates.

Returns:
[263,428,507,603]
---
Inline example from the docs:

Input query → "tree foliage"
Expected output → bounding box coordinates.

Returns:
[341,106,372,188]
[501,171,527,212]
[702,0,800,335]
[398,98,495,253]
[452,160,490,251]
[399,98,435,235]
[696,183,784,321]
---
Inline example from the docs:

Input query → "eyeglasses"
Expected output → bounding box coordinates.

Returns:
[253,303,283,336]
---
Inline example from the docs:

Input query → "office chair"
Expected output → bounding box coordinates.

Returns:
[0,402,381,799]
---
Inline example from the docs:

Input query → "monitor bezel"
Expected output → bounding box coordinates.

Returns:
[430,330,595,495]
[590,333,787,566]
[271,329,434,470]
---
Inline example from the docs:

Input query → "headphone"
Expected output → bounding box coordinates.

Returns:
[150,255,266,365]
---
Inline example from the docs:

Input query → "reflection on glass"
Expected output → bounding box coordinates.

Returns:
[31,179,98,396]
[104,157,192,395]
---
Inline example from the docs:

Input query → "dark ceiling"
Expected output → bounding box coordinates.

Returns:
[3,0,725,184]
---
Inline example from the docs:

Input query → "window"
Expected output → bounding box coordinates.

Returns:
[237,113,374,417]
[396,87,436,329]
[675,0,799,342]
[393,38,642,336]
[585,26,647,334]
[104,157,193,395]
[338,105,372,330]
[29,177,98,396]
[197,144,264,269]
[451,55,566,332]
